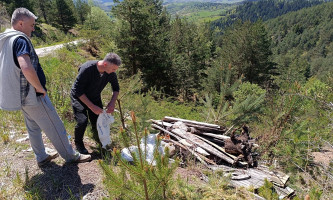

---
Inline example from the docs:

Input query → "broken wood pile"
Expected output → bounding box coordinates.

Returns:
[151,116,295,199]
[151,116,258,168]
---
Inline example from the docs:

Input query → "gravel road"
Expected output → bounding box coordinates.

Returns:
[35,40,84,57]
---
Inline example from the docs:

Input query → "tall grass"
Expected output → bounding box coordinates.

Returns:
[40,48,86,121]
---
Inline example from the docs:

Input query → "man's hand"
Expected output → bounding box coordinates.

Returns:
[106,102,115,114]
[106,91,119,114]
[78,94,103,115]
[90,104,103,115]
[36,87,47,97]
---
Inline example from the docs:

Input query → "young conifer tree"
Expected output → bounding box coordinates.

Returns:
[99,111,178,200]
[203,66,266,126]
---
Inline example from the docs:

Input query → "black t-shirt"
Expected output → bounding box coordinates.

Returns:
[13,36,47,92]
[71,60,119,102]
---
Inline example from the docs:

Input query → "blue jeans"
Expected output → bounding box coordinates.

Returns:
[22,95,79,162]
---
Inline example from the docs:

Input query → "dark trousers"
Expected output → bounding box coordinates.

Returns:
[71,95,103,145]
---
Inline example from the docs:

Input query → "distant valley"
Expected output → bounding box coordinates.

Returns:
[94,0,243,12]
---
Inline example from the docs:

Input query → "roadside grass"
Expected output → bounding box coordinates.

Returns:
[32,23,76,48]
[0,110,26,144]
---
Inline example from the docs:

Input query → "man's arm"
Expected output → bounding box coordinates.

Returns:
[106,91,119,114]
[18,54,46,96]
[78,94,103,115]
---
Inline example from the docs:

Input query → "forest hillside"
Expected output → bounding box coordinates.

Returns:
[0,0,332,199]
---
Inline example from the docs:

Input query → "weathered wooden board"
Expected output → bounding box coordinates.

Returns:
[151,119,173,128]
[163,116,226,134]
[163,116,221,128]
[197,132,231,140]
[193,134,248,167]
[172,128,235,164]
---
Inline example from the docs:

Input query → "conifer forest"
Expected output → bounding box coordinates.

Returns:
[0,0,332,199]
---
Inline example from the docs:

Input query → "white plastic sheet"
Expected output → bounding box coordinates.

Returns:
[121,134,172,165]
[97,110,115,149]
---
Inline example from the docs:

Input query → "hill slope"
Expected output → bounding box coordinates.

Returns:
[266,1,333,81]
[212,0,326,29]
[165,2,238,22]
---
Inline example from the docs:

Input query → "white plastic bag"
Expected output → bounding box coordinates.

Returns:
[120,134,172,165]
[96,110,115,149]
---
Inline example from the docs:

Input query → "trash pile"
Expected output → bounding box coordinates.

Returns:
[151,116,295,199]
[151,116,258,168]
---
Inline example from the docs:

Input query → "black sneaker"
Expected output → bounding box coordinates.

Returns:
[75,143,89,154]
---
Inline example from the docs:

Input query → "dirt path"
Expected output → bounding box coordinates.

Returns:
[0,133,107,199]
[0,132,205,199]
[312,143,333,168]
[35,40,85,57]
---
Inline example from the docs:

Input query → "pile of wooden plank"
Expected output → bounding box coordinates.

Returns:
[151,116,295,199]
[151,116,258,168]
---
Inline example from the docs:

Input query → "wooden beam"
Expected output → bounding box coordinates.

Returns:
[196,132,231,140]
[162,139,210,168]
[171,129,235,165]
[151,124,183,141]
[193,134,248,167]
[151,119,173,128]
[163,116,221,129]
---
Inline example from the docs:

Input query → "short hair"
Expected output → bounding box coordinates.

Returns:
[11,8,37,26]
[104,53,122,66]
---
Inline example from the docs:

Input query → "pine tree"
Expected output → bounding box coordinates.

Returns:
[202,66,266,126]
[112,0,149,75]
[75,0,90,25]
[168,17,212,100]
[54,0,77,32]
[99,111,178,200]
[215,20,276,87]
[112,0,171,93]
[3,0,35,16]
[35,0,52,23]
[138,3,172,93]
